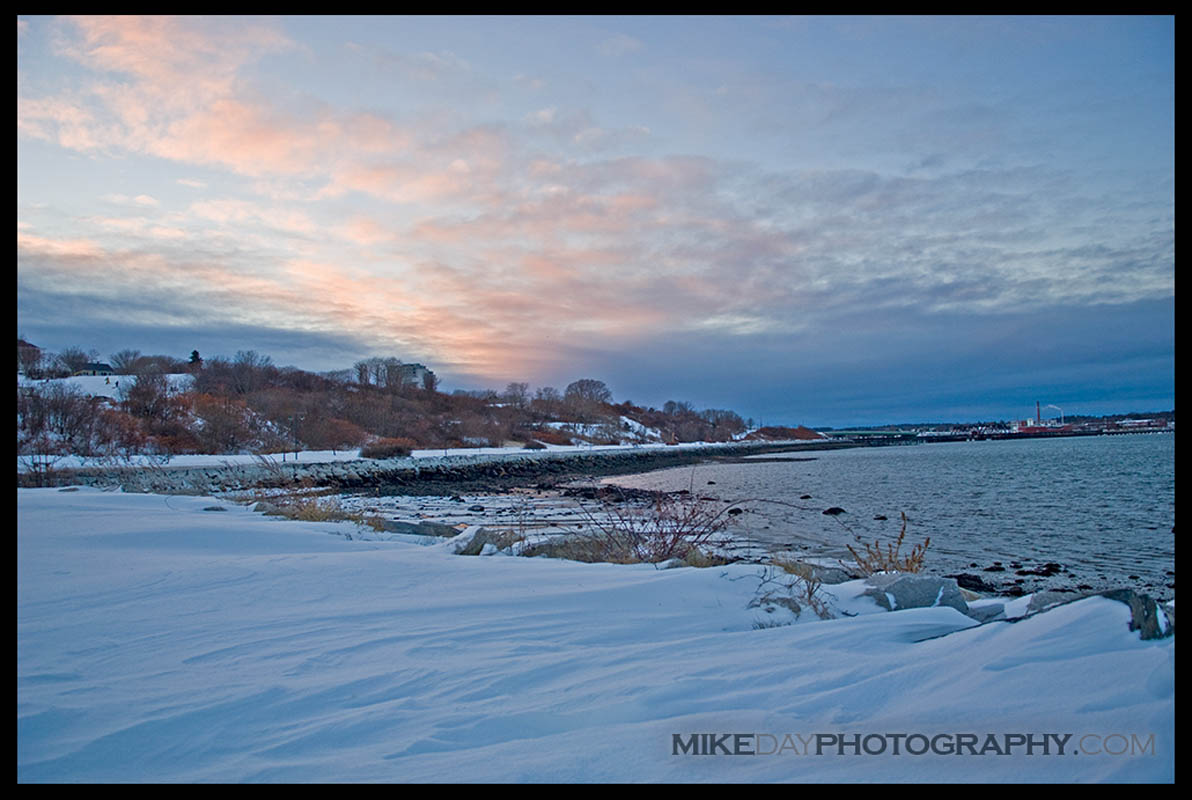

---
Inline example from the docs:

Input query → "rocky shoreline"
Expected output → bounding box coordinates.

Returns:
[27,438,1173,605]
[24,440,851,495]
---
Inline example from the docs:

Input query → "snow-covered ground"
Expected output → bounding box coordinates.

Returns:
[17,487,1173,782]
[18,372,195,400]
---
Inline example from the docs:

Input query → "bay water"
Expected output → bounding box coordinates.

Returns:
[602,433,1175,597]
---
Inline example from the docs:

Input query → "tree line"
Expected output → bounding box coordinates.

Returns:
[17,342,748,458]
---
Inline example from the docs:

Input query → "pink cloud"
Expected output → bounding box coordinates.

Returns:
[23,17,412,179]
[18,231,105,259]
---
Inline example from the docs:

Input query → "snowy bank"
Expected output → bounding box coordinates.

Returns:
[17,488,1174,782]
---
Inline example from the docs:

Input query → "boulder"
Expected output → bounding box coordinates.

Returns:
[965,603,1006,623]
[374,519,460,538]
[801,564,858,584]
[1027,590,1086,614]
[946,572,1000,593]
[454,526,521,556]
[862,573,969,614]
[1099,588,1174,640]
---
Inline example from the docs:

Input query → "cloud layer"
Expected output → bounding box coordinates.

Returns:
[18,15,1174,424]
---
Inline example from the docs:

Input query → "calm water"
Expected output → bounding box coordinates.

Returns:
[603,433,1175,596]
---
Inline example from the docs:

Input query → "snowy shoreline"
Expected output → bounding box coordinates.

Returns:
[20,438,1172,603]
[17,486,1175,782]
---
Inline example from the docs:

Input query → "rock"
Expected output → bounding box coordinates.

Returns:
[417,520,461,537]
[806,565,858,584]
[966,603,1006,623]
[1027,590,1085,614]
[455,526,521,556]
[862,574,969,614]
[1099,588,1174,640]
[1016,563,1064,577]
[874,514,888,521]
[468,504,485,512]
[822,507,846,516]
[202,505,227,512]
[982,565,1006,572]
[375,519,459,538]
[948,573,1000,593]
[748,593,802,617]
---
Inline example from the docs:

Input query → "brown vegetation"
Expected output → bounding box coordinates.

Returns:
[745,425,824,441]
[521,490,742,566]
[360,438,417,459]
[16,340,810,459]
[845,512,930,575]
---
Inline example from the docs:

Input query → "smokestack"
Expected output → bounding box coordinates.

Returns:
[1037,401,1041,425]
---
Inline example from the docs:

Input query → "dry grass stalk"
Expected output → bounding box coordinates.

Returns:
[845,512,930,575]
[770,558,834,620]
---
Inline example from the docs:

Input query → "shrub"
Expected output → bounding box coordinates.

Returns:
[522,440,547,450]
[360,437,416,459]
[845,512,930,575]
[280,497,355,522]
[528,428,573,446]
[549,489,741,565]
[17,434,68,487]
[240,489,367,526]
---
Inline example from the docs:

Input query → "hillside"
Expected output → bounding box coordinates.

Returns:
[17,352,783,460]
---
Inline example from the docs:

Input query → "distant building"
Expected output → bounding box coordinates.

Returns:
[73,362,115,376]
[17,339,41,375]
[392,362,434,387]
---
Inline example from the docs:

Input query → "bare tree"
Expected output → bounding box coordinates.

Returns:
[533,386,562,416]
[503,382,530,409]
[110,349,143,375]
[122,368,174,421]
[230,350,274,394]
[564,378,613,422]
[56,346,99,375]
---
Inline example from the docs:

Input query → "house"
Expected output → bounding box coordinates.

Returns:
[17,338,41,376]
[73,362,115,376]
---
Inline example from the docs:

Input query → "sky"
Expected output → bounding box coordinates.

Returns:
[17,15,1174,427]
